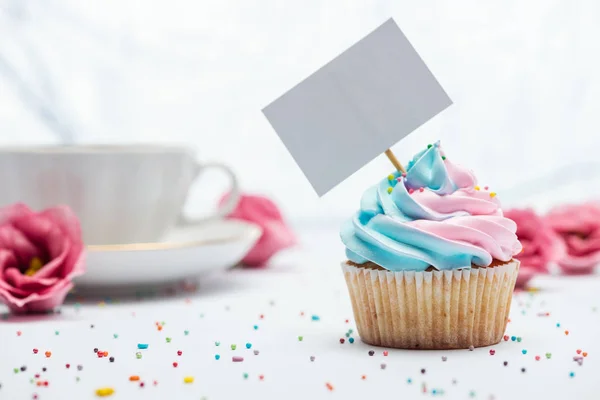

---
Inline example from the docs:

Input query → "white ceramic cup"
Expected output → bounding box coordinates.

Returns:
[0,144,240,245]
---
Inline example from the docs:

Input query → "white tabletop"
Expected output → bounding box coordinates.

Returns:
[1,228,599,400]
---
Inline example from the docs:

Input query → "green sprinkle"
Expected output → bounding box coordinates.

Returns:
[231,344,237,350]
[13,368,18,374]
[469,391,476,398]
[135,352,142,359]
[55,330,59,335]
[166,337,172,343]
[345,332,350,338]
[298,336,304,342]
[215,341,220,346]
[545,352,552,359]
[76,376,80,382]
[243,373,249,379]
[442,156,446,160]
[517,337,522,343]
[427,144,433,149]
[348,329,353,334]
[184,330,189,336]
[161,321,166,326]
[113,333,118,339]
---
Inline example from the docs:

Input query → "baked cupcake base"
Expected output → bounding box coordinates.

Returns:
[342,260,519,349]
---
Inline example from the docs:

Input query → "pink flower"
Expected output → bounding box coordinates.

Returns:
[0,203,85,313]
[220,194,296,267]
[545,202,600,275]
[504,208,564,287]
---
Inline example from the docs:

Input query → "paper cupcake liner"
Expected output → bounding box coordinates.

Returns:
[342,260,519,349]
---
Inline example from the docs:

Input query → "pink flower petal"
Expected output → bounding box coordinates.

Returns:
[0,278,73,313]
[4,267,59,291]
[0,203,34,226]
[0,224,42,266]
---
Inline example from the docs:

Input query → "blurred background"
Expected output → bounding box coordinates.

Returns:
[1,0,600,226]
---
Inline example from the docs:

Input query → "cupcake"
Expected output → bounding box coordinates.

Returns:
[340,141,522,349]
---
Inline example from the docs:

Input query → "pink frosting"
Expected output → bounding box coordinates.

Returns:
[504,208,565,287]
[220,193,296,267]
[545,202,600,274]
[0,203,85,313]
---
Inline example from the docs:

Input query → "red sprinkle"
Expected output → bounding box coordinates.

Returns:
[259,314,264,319]
[44,381,48,387]
[33,348,38,354]
[153,380,158,386]
[259,375,265,381]
[345,319,349,324]
[17,331,22,336]
[339,338,345,344]
[419,187,424,192]
[383,351,389,356]
[65,364,70,369]
[503,335,509,341]
[172,362,178,368]
[140,382,145,387]
[576,349,582,354]
[535,356,540,361]
[489,349,495,355]
[177,350,182,356]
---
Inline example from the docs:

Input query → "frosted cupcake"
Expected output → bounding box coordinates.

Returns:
[340,141,522,349]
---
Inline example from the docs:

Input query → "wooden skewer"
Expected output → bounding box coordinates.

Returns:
[384,148,406,173]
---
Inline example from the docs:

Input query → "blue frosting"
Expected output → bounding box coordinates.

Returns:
[340,142,490,272]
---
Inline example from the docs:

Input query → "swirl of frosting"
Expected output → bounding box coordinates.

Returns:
[340,141,522,271]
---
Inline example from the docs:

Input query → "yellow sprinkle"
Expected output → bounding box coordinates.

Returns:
[387,174,394,181]
[474,186,480,191]
[387,187,393,194]
[183,376,194,384]
[95,387,115,397]
[489,192,497,198]
[24,257,43,276]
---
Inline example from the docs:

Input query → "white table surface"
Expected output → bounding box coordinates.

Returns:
[1,228,599,400]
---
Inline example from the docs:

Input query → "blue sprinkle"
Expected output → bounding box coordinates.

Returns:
[522,349,527,355]
[556,323,561,328]
[215,354,221,360]
[569,371,575,378]
[253,325,258,330]
[432,389,437,395]
[311,315,320,321]
[349,337,355,344]
[511,336,516,341]
[245,343,252,349]
[137,344,149,349]
[407,378,412,384]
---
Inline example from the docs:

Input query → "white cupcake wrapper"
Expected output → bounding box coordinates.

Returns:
[342,260,519,349]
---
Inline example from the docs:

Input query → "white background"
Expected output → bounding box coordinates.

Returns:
[1,0,600,221]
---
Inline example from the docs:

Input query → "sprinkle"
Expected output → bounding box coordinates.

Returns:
[95,387,115,397]
[383,351,389,356]
[232,356,244,362]
[484,186,489,190]
[511,336,516,341]
[361,375,367,380]
[556,323,561,327]
[172,362,178,368]
[215,355,220,360]
[55,330,59,335]
[503,335,509,341]
[184,330,189,336]
[13,368,18,374]
[407,378,413,384]
[419,187,424,192]
[469,345,474,351]
[129,376,140,382]
[298,336,303,342]
[311,315,320,321]
[569,372,575,378]
[583,352,588,357]
[522,349,527,355]
[521,368,526,373]
[259,375,265,381]
[109,357,115,363]
[243,373,249,379]
[184,376,194,384]
[409,189,415,194]
[489,192,496,198]
[253,350,260,355]
[442,156,446,160]
[77,365,83,371]
[45,351,52,358]
[503,361,508,366]
[113,334,118,339]
[325,382,334,391]
[253,325,258,330]
[231,344,237,350]
[565,330,569,335]
[349,338,355,344]
[368,350,375,356]
[139,382,145,388]
[177,350,182,356]
[137,344,148,349]
[442,356,447,362]
[421,368,426,374]
[546,353,552,359]
[166,337,172,343]
[339,338,345,344]
[33,349,38,354]
[380,363,386,370]
[535,356,540,361]
[94,348,98,353]
[489,349,495,355]
[215,341,220,346]
[517,337,522,342]
[474,186,480,191]
[388,174,395,181]
[310,356,315,362]
[576,349,582,354]
[387,187,393,194]
[103,351,108,357]
[135,352,142,359]
[65,364,70,369]
[427,144,433,148]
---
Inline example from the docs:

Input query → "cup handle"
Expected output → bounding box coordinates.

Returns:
[177,162,240,226]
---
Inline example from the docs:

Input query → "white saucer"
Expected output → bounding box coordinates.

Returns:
[75,220,262,287]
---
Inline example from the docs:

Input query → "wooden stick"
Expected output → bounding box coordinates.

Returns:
[384,148,406,173]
